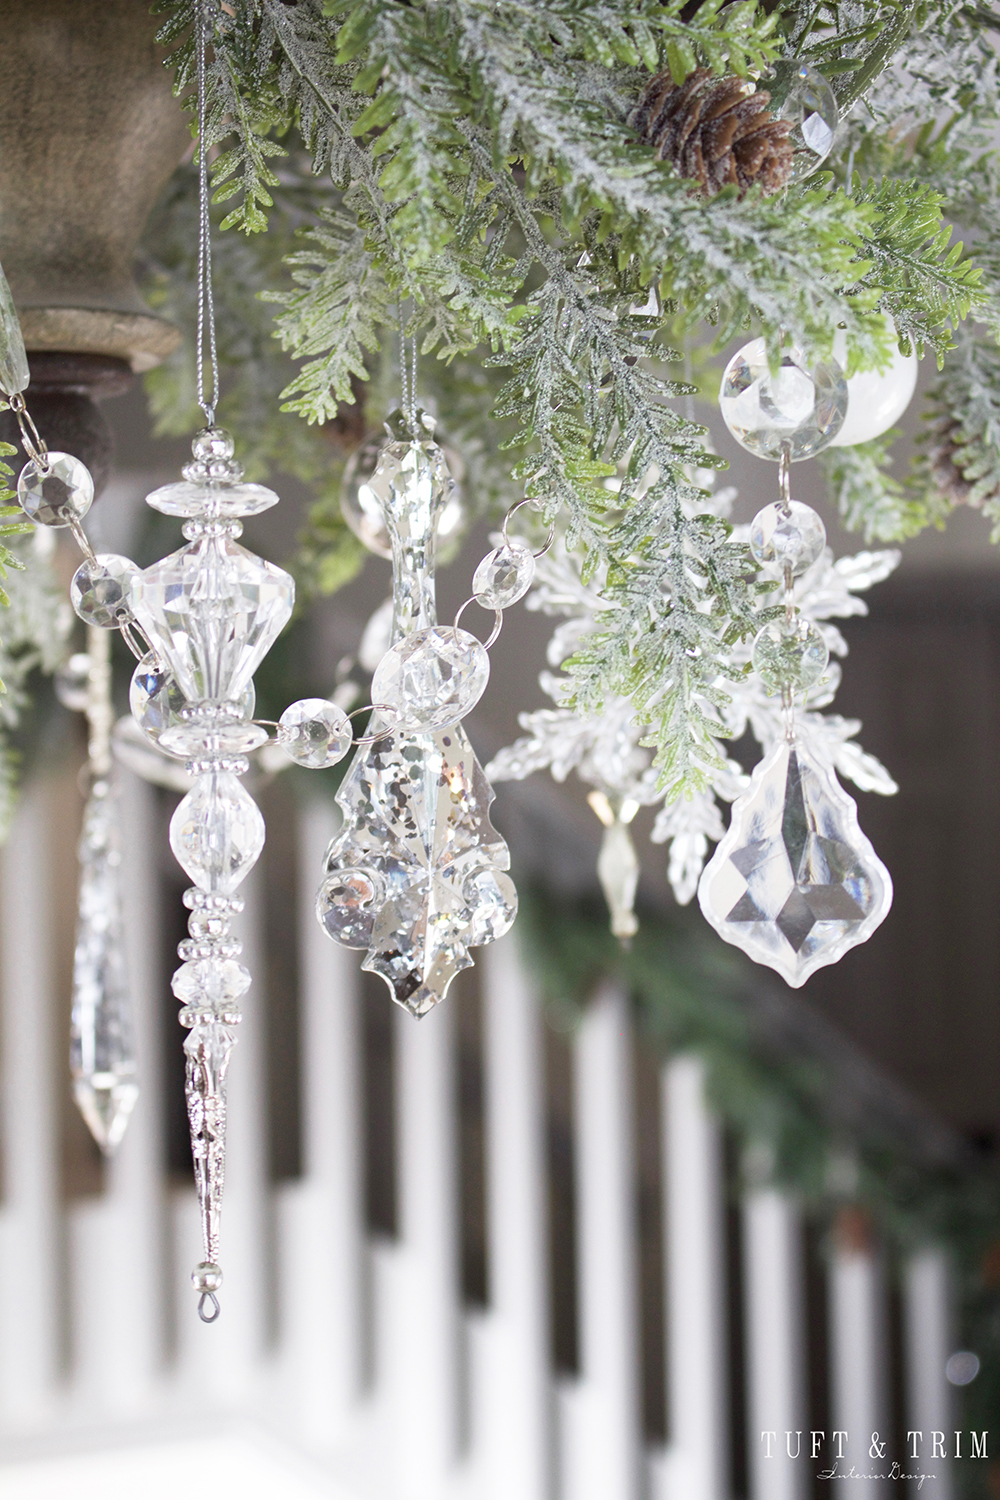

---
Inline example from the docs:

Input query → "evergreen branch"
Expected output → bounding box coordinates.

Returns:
[819,431,945,543]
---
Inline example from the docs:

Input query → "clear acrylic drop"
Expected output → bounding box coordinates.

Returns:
[169,771,266,894]
[697,737,892,987]
[70,779,139,1155]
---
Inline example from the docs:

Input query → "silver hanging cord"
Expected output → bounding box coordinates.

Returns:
[396,300,418,435]
[196,0,220,429]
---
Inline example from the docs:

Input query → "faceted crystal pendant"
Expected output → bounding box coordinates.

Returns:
[0,256,29,397]
[18,452,94,527]
[697,737,892,987]
[589,791,640,943]
[70,780,139,1154]
[341,418,466,559]
[130,533,294,705]
[720,339,847,460]
[170,771,266,894]
[129,653,256,752]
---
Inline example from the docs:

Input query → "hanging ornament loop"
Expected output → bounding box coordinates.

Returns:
[195,0,220,429]
[501,497,556,559]
[8,393,49,473]
[777,441,792,515]
[198,1292,221,1324]
[452,596,504,650]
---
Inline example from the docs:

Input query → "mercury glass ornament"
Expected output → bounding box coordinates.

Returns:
[720,339,847,460]
[372,624,491,734]
[749,501,826,576]
[829,318,918,448]
[277,698,353,768]
[70,552,140,628]
[473,538,536,609]
[767,62,838,180]
[698,737,892,986]
[320,419,515,1016]
[753,617,829,695]
[17,451,94,527]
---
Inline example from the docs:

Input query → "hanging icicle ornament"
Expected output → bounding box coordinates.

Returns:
[698,445,892,985]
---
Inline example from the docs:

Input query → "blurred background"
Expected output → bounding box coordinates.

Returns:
[0,4,998,1498]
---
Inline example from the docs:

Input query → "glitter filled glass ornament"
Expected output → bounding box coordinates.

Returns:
[697,737,892,987]
[720,339,847,460]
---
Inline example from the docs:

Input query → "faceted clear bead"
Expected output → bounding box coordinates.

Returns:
[192,427,235,461]
[169,771,266,893]
[697,737,893,987]
[277,698,352,768]
[70,780,138,1155]
[55,651,92,712]
[172,957,252,1010]
[0,257,28,396]
[473,538,536,609]
[372,625,490,733]
[720,339,847,460]
[144,427,278,518]
[130,534,294,703]
[18,451,94,526]
[752,617,829,694]
[768,62,839,181]
[749,501,826,576]
[70,553,140,628]
[129,652,254,750]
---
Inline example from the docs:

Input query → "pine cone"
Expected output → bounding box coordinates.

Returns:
[629,67,793,199]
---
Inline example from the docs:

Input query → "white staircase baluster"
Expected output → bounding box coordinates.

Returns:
[904,1247,953,1500]
[656,1053,729,1500]
[561,982,640,1500]
[276,799,364,1442]
[829,1214,890,1493]
[743,1187,807,1500]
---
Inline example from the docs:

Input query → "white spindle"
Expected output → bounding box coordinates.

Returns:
[67,771,165,1415]
[387,993,461,1497]
[829,1225,889,1491]
[276,799,364,1441]
[904,1247,953,1500]
[656,1053,728,1500]
[474,934,550,1500]
[0,782,61,1428]
[561,982,640,1500]
[743,1188,807,1500]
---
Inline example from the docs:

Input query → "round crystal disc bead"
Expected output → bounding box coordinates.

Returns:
[749,501,826,576]
[371,625,490,733]
[18,452,94,527]
[769,62,838,181]
[70,553,140,627]
[473,539,535,609]
[277,699,353,768]
[752,617,829,694]
[720,339,847,460]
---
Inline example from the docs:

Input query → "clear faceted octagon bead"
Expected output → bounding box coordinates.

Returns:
[698,737,892,987]
[752,617,829,695]
[169,771,266,894]
[473,539,536,609]
[172,958,252,1010]
[70,553,140,628]
[18,451,94,527]
[130,534,294,704]
[749,501,826,576]
[278,698,353,768]
[371,625,490,733]
[720,339,847,460]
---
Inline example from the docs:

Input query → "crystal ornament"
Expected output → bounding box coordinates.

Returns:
[767,62,838,180]
[70,778,139,1155]
[131,533,293,706]
[753,617,829,694]
[590,791,641,943]
[697,738,892,986]
[70,553,140,628]
[341,420,466,559]
[830,318,918,448]
[129,653,254,752]
[18,451,94,526]
[750,501,826,576]
[0,256,28,396]
[56,652,93,712]
[277,699,352,768]
[473,538,536,609]
[170,771,265,894]
[720,339,847,460]
[319,421,515,1016]
[372,625,490,734]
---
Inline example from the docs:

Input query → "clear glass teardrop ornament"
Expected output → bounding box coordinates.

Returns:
[697,737,892,987]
